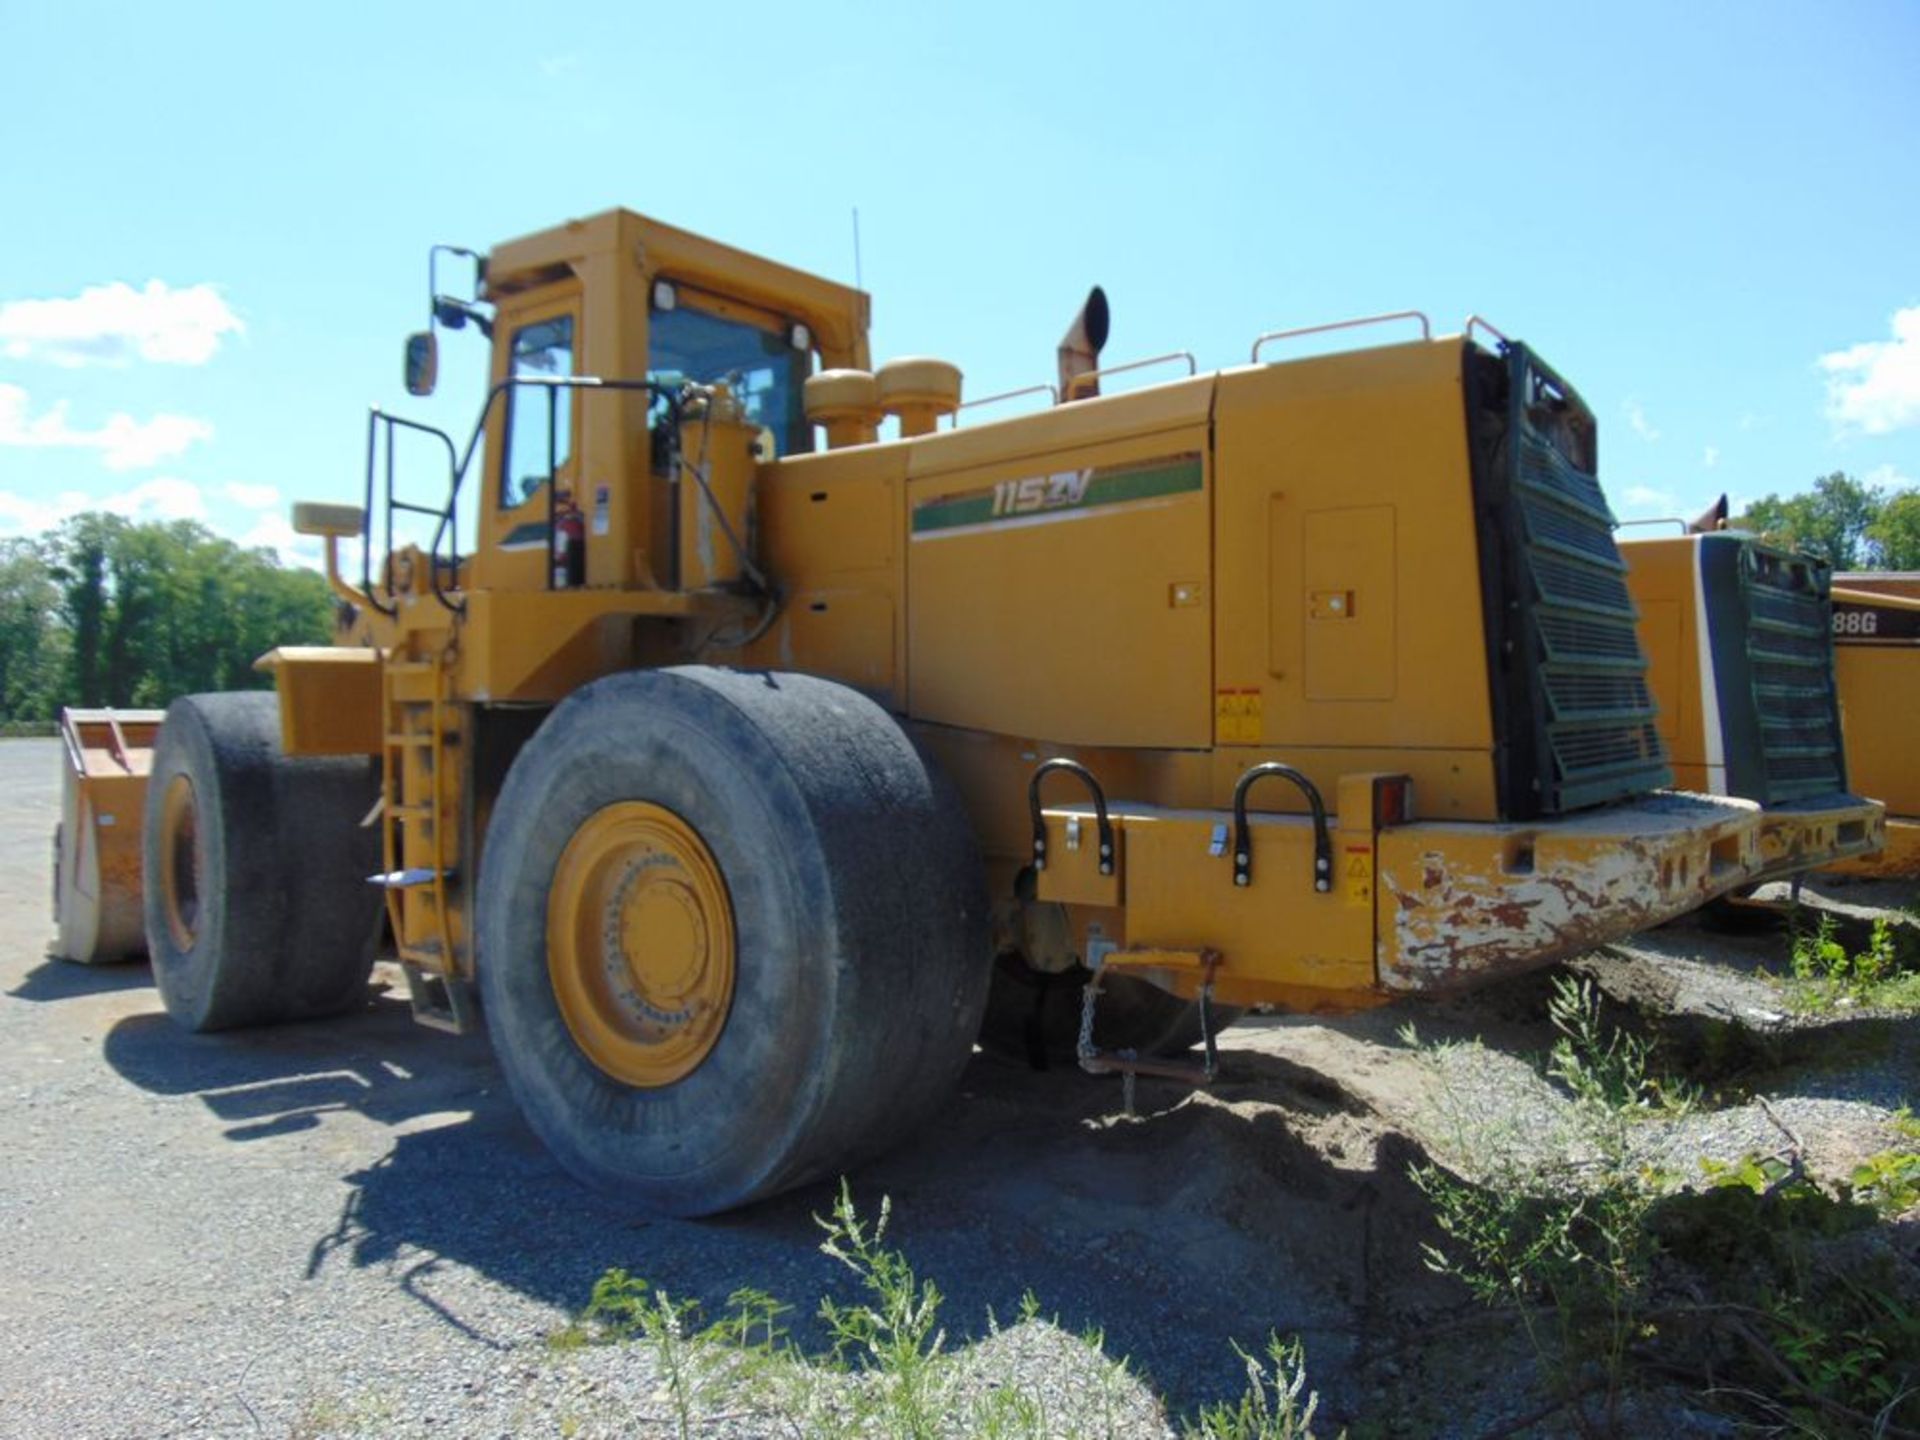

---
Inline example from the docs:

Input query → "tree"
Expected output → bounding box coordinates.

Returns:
[1866,489,1920,571]
[1737,472,1882,569]
[51,513,113,706]
[0,513,334,723]
[0,539,68,722]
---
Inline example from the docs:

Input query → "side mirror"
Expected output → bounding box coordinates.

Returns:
[404,331,438,397]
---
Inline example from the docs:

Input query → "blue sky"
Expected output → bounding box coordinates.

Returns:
[1,1,1915,566]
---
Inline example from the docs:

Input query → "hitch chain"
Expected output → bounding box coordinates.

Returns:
[1076,951,1222,1118]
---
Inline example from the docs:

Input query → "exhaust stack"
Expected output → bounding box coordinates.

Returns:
[1688,494,1731,535]
[1057,286,1110,402]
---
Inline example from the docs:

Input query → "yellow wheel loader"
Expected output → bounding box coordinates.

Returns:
[67,210,1879,1214]
[1827,574,1920,878]
[1620,514,1913,883]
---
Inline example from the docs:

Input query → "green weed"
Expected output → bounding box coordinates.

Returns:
[1783,915,1920,1012]
[550,1181,1333,1438]
[1408,970,1919,1437]
[1186,1336,1321,1440]
[1410,975,1685,1436]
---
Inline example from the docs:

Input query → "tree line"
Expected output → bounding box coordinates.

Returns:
[1737,471,1920,571]
[0,514,332,724]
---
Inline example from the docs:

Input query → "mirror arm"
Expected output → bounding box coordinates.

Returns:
[322,534,372,612]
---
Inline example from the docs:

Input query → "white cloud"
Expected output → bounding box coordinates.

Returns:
[1623,399,1660,442]
[1702,445,1720,469]
[1865,463,1915,492]
[106,476,208,522]
[237,511,322,568]
[0,382,213,470]
[0,475,205,534]
[0,476,318,568]
[1820,305,1920,436]
[0,489,82,534]
[1622,484,1676,514]
[0,280,242,367]
[223,480,280,509]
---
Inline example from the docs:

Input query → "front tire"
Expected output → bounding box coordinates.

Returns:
[142,692,382,1031]
[476,667,990,1216]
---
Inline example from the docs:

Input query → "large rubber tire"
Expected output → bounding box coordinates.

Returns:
[980,953,1245,1068]
[142,692,383,1032]
[476,667,991,1216]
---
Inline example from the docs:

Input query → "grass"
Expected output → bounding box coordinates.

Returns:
[546,1181,1334,1439]
[1407,975,1687,1436]
[1406,972,1920,1438]
[1780,913,1920,1013]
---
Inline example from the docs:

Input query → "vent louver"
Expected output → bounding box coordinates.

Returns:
[1467,343,1671,819]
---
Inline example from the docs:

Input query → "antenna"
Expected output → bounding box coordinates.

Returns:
[852,206,864,292]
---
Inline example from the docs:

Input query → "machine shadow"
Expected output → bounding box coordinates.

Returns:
[317,1046,1452,1413]
[10,953,154,1002]
[103,979,493,1133]
[100,978,1456,1415]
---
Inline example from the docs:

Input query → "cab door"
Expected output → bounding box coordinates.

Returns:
[471,286,582,592]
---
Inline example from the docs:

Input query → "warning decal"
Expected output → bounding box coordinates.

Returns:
[1215,688,1263,745]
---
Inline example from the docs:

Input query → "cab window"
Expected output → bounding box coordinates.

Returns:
[500,314,575,507]
[648,301,812,458]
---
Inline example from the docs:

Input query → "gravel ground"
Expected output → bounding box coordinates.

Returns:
[2,735,1914,1438]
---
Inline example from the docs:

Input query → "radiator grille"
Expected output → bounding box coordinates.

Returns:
[1738,547,1846,801]
[1512,417,1667,811]
[1467,343,1672,819]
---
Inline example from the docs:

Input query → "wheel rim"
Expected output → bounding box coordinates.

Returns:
[547,801,736,1087]
[158,774,201,951]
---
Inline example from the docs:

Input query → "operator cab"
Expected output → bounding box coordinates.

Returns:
[461,210,869,596]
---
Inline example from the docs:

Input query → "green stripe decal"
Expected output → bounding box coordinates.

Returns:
[912,453,1203,535]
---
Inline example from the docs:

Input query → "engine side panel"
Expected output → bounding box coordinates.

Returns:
[1213,341,1500,820]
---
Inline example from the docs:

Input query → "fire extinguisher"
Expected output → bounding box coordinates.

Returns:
[552,501,586,589]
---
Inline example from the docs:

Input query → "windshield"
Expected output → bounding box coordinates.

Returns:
[649,302,812,457]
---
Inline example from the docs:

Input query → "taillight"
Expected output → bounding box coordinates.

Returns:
[1373,774,1414,828]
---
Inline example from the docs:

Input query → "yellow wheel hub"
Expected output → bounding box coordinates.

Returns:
[158,773,201,952]
[548,802,736,1087]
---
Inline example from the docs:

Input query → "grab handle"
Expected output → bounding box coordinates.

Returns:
[1027,759,1115,876]
[1231,762,1331,892]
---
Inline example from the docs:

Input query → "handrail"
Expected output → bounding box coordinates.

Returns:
[1464,315,1511,352]
[1063,351,1197,400]
[363,375,685,619]
[1250,311,1431,364]
[953,383,1058,425]
[364,410,461,616]
[1615,517,1689,535]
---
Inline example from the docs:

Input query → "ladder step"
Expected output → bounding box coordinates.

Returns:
[399,961,479,1036]
[369,867,445,889]
[385,732,437,746]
